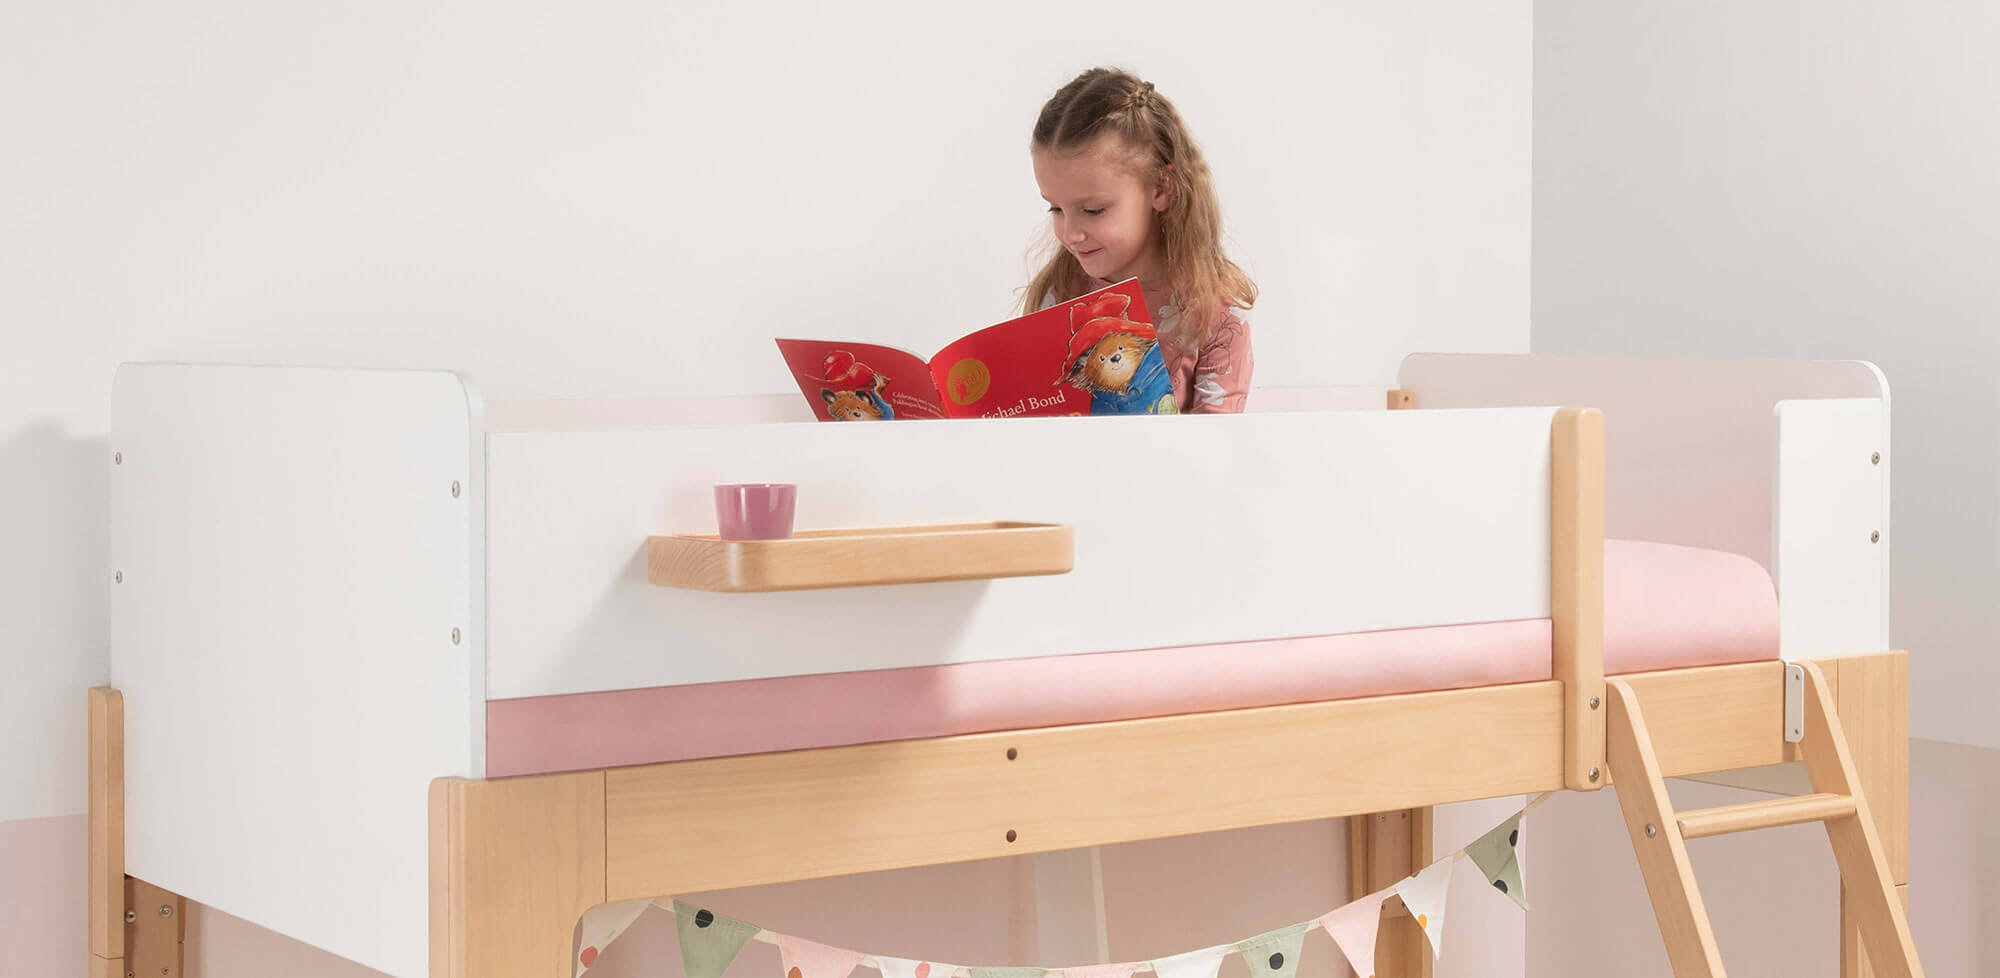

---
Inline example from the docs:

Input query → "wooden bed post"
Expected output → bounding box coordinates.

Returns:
[89,687,124,978]
[91,687,187,978]
[1829,653,1912,978]
[1348,809,1433,978]
[431,773,608,978]
[1551,408,1607,791]
[1350,389,1434,978]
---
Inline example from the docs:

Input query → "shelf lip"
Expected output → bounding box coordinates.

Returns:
[645,521,1075,593]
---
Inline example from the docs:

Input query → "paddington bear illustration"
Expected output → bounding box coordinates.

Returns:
[1053,290,1175,414]
[817,350,895,421]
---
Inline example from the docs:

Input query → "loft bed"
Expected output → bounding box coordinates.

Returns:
[87,354,1920,978]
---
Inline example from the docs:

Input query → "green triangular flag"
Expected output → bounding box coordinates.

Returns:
[1464,813,1530,910]
[1235,922,1309,978]
[673,899,760,978]
[969,969,1045,978]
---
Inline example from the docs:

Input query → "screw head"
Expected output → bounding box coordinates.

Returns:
[114,452,123,464]
[451,480,461,498]
[1589,695,1601,710]
[1645,823,1658,838]
[1871,531,1881,543]
[1588,767,1601,782]
[1871,452,1881,465]
[115,571,124,584]
[159,903,173,918]
[124,909,136,922]
[1005,829,1017,843]
[451,627,462,645]
[1005,747,1017,760]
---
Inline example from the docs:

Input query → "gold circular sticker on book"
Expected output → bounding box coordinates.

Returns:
[946,358,991,405]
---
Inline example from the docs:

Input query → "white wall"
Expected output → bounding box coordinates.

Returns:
[2,0,1531,975]
[1532,0,2000,973]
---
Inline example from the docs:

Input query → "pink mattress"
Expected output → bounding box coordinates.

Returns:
[487,540,1777,777]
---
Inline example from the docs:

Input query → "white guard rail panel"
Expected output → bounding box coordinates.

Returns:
[485,407,1560,699]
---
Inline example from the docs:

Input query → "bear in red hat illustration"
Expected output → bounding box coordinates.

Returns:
[817,350,895,421]
[1053,290,1175,414]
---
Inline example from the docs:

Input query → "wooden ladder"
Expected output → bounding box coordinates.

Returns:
[1604,661,1923,978]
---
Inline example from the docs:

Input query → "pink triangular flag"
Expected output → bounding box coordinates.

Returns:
[780,935,865,978]
[1317,888,1392,978]
[1060,965,1140,978]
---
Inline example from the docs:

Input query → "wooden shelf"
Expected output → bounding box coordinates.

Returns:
[646,521,1074,593]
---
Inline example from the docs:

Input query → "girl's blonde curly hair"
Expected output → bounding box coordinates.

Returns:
[1022,67,1256,346]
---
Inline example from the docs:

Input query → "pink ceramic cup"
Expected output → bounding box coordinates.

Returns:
[714,483,796,541]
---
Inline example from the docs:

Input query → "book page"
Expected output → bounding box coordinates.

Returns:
[774,339,949,421]
[927,278,1164,418]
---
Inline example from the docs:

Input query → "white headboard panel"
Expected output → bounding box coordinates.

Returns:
[483,407,1558,700]
[111,364,483,978]
[1399,354,1887,570]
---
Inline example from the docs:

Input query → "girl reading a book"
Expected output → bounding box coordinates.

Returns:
[1026,68,1256,414]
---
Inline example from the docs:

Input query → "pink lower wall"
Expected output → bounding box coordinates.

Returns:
[0,814,85,978]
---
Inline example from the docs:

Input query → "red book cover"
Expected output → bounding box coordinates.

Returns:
[776,278,1173,421]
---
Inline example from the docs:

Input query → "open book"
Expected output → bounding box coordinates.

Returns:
[776,278,1175,421]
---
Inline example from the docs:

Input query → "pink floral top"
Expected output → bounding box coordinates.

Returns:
[1044,278,1254,414]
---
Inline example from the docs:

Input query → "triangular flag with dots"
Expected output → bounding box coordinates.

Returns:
[1236,922,1310,978]
[575,899,650,976]
[674,900,762,978]
[1465,812,1530,910]
[1149,945,1228,978]
[1059,965,1139,978]
[1391,856,1454,960]
[878,957,961,978]
[780,935,865,978]
[1317,888,1391,978]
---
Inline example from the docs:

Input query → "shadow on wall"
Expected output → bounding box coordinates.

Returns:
[0,419,111,663]
[0,422,111,819]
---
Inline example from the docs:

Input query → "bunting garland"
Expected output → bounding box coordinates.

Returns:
[576,794,1552,978]
[877,957,961,978]
[1464,812,1530,911]
[1236,922,1310,978]
[1390,855,1454,960]
[781,935,866,978]
[574,900,650,976]
[1147,945,1228,978]
[1061,963,1140,978]
[1316,888,1390,978]
[673,900,762,978]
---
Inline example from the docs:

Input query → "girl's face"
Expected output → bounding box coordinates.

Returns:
[1033,132,1172,284]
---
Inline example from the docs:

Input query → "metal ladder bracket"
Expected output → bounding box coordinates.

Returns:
[1785,662,1806,743]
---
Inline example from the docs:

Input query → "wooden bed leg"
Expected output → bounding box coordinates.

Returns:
[1348,809,1434,978]
[89,687,127,978]
[91,687,190,978]
[432,773,608,978]
[1825,654,1911,978]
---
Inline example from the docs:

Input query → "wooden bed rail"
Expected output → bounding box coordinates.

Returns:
[429,659,1802,978]
[89,654,1907,978]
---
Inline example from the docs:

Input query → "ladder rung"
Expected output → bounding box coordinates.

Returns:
[1677,792,1857,840]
